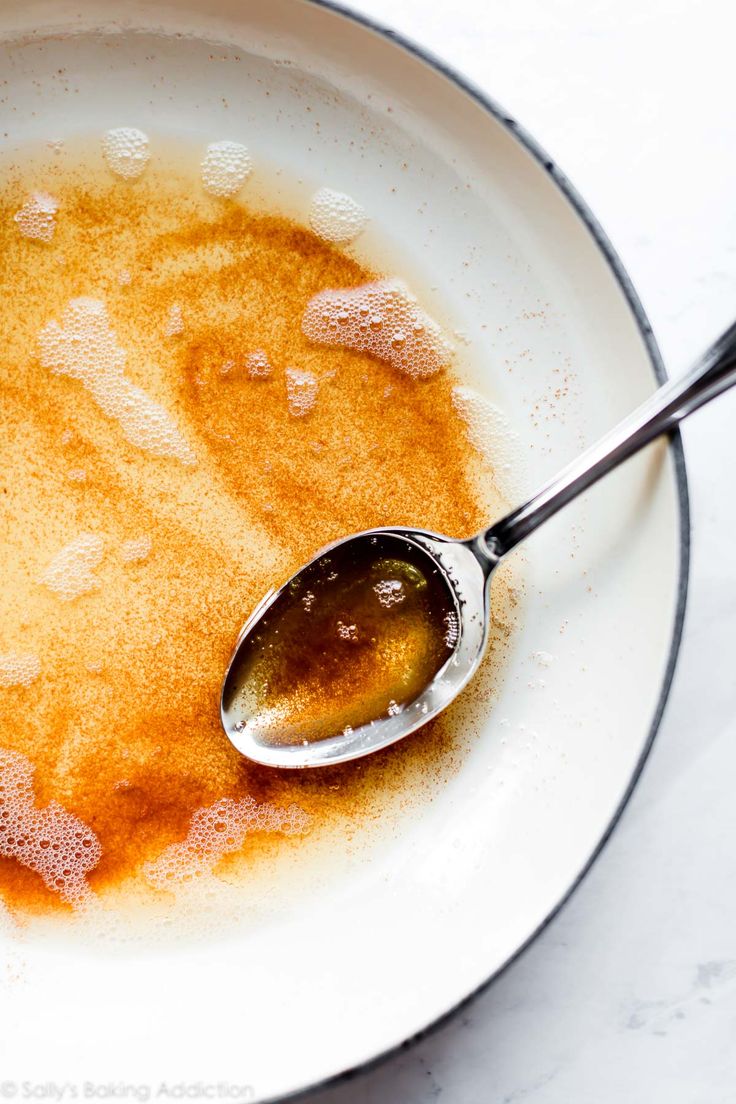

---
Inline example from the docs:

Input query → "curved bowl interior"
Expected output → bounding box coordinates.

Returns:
[0,1,686,1099]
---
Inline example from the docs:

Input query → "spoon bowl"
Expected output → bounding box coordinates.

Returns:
[221,527,494,768]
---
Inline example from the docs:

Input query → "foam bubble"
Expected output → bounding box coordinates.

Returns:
[452,386,510,460]
[302,278,451,378]
[14,193,58,243]
[532,650,554,668]
[40,533,104,601]
[451,385,523,499]
[246,350,272,379]
[201,141,252,198]
[336,621,358,641]
[444,611,459,648]
[143,795,309,889]
[452,384,520,457]
[0,653,41,688]
[121,535,152,563]
[286,367,318,416]
[373,579,405,607]
[102,128,150,180]
[164,303,184,337]
[39,298,196,465]
[309,187,367,245]
[0,747,101,907]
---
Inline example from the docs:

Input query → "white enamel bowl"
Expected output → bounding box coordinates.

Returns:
[0,2,688,1100]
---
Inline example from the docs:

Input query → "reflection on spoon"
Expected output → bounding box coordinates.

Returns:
[222,320,736,769]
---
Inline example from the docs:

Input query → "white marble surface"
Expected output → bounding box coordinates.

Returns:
[308,1,736,1101]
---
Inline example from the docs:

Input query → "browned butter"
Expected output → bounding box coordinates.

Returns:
[0,142,513,918]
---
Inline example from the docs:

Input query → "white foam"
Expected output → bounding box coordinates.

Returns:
[309,187,367,245]
[532,650,554,668]
[286,367,318,416]
[67,468,87,483]
[301,590,315,612]
[164,303,184,337]
[302,279,451,378]
[201,141,252,198]
[121,535,152,563]
[102,128,150,180]
[143,795,309,889]
[14,193,58,243]
[40,533,104,601]
[39,298,196,465]
[452,386,510,460]
[0,747,101,907]
[373,579,405,607]
[336,621,358,641]
[451,385,523,499]
[444,611,459,648]
[246,350,272,379]
[0,653,41,688]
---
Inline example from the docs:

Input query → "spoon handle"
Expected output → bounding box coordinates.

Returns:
[482,319,736,559]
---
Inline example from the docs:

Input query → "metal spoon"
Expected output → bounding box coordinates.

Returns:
[222,321,736,769]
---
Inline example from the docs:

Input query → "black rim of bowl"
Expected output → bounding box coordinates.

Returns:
[265,1,692,1100]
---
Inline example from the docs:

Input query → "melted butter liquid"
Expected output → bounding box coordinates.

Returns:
[0,138,515,923]
[228,537,457,746]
